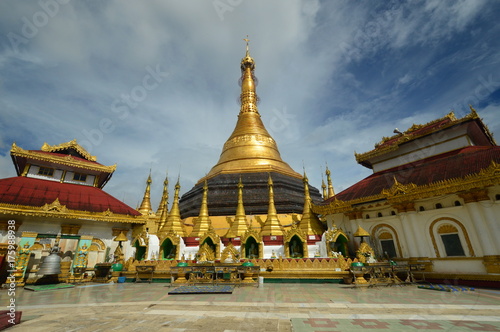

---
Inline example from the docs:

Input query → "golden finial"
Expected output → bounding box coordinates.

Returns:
[243,35,250,56]
[326,164,335,198]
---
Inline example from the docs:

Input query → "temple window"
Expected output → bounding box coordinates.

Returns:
[38,166,54,177]
[378,231,398,258]
[73,172,87,182]
[377,212,382,218]
[435,203,443,209]
[391,211,396,215]
[454,200,461,206]
[495,194,500,201]
[438,224,465,257]
[419,206,425,211]
[365,214,370,219]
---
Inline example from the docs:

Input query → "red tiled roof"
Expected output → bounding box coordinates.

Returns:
[0,176,140,216]
[328,146,500,203]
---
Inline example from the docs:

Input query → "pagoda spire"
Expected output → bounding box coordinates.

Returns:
[225,176,249,238]
[157,174,169,230]
[138,172,153,215]
[159,178,185,237]
[326,165,335,198]
[156,173,169,215]
[201,38,301,181]
[321,178,327,199]
[189,180,212,237]
[260,174,283,236]
[298,171,324,235]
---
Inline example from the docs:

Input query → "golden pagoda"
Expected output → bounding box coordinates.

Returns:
[260,174,284,236]
[179,38,322,219]
[158,179,185,237]
[298,172,325,236]
[137,173,154,216]
[189,180,212,237]
[225,177,250,238]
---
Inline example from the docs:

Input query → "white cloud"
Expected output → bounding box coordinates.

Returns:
[0,0,499,210]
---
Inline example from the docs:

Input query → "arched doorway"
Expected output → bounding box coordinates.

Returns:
[289,235,304,258]
[134,240,146,261]
[202,237,216,254]
[245,237,259,259]
[329,234,348,257]
[161,238,177,260]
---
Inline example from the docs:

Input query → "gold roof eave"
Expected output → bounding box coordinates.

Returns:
[11,143,116,173]
[0,203,144,224]
[312,160,500,215]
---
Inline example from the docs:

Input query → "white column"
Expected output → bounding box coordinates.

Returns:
[465,202,496,255]
[477,201,500,252]
[397,213,419,257]
[406,211,428,257]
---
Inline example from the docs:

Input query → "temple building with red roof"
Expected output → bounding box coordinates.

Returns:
[0,140,143,285]
[314,107,500,286]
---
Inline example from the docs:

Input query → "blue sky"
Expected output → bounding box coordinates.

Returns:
[0,0,499,210]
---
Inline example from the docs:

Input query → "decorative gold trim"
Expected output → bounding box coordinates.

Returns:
[21,232,38,238]
[199,230,221,260]
[429,217,474,258]
[11,142,116,173]
[458,189,490,203]
[314,160,500,215]
[61,224,81,235]
[438,224,458,234]
[89,238,106,251]
[378,232,392,239]
[41,139,97,162]
[42,198,67,213]
[0,203,142,224]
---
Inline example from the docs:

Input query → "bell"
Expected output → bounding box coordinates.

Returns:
[38,245,62,275]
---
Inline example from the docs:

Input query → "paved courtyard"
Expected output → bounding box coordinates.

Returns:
[2,282,500,331]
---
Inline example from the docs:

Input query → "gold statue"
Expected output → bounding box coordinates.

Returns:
[15,242,31,270]
[356,242,376,263]
[73,244,89,268]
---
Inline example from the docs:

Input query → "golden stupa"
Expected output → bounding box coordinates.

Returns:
[179,39,321,218]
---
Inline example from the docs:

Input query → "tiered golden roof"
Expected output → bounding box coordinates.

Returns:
[260,174,284,236]
[298,173,324,235]
[137,174,153,215]
[189,180,213,237]
[158,179,185,237]
[201,39,301,182]
[156,174,169,216]
[225,177,250,238]
[157,175,169,230]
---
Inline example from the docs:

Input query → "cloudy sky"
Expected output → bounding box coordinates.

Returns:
[1,0,499,210]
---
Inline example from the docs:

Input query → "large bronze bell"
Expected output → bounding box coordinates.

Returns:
[38,245,62,275]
